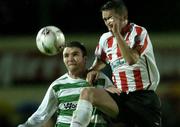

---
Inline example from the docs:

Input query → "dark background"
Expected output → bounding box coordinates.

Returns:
[0,0,180,35]
[0,1,180,127]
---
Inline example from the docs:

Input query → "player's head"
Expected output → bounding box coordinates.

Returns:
[63,41,87,74]
[101,0,128,17]
[100,0,128,31]
[64,41,87,57]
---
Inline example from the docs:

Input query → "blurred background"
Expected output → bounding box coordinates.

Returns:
[0,0,180,127]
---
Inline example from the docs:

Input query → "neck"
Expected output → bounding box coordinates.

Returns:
[68,69,87,79]
[121,22,130,36]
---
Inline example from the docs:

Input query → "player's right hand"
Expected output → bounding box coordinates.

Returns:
[86,70,99,85]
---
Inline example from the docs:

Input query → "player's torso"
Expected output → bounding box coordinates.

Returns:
[53,76,108,127]
[100,26,154,92]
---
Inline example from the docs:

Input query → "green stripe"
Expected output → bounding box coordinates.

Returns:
[58,109,74,116]
[59,94,79,103]
[53,82,89,92]
[56,123,69,127]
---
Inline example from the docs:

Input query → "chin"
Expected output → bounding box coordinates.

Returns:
[69,66,77,71]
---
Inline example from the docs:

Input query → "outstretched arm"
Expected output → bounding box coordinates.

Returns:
[18,85,58,127]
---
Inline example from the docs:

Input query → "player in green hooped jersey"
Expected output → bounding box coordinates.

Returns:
[18,41,113,127]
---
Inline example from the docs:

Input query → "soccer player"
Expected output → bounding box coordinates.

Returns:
[17,41,113,127]
[70,1,161,127]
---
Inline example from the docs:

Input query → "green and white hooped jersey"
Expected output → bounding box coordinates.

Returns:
[22,72,112,127]
[52,72,113,127]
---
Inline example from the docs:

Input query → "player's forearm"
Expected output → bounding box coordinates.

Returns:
[89,58,106,71]
[18,88,57,127]
[115,34,139,65]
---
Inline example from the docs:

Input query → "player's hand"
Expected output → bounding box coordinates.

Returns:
[105,86,121,95]
[110,16,127,36]
[86,70,99,85]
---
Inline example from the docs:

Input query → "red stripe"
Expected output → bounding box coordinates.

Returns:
[107,37,113,60]
[124,31,131,50]
[125,32,131,43]
[95,44,107,62]
[107,37,113,48]
[135,26,148,54]
[101,49,107,62]
[135,26,143,36]
[116,46,121,57]
[133,69,143,90]
[140,35,148,54]
[135,26,143,46]
[119,72,128,92]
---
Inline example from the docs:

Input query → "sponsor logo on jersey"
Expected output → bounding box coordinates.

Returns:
[63,102,77,110]
[111,59,126,69]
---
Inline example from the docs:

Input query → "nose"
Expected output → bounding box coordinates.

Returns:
[67,55,73,61]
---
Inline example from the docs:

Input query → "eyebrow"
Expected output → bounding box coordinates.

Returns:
[63,50,80,55]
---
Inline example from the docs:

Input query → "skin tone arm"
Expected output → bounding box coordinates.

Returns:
[110,12,140,65]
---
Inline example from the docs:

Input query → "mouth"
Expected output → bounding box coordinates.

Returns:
[68,63,76,66]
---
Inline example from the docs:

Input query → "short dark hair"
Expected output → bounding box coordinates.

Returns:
[64,41,87,56]
[101,0,127,16]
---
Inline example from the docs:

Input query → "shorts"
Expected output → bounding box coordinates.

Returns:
[106,90,162,127]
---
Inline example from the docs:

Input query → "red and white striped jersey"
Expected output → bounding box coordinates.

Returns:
[95,23,160,93]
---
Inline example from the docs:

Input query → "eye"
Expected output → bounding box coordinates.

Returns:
[73,53,78,57]
[63,54,68,58]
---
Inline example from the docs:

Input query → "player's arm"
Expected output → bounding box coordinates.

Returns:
[111,17,140,65]
[18,85,58,127]
[86,57,106,85]
[115,33,140,65]
[89,57,106,71]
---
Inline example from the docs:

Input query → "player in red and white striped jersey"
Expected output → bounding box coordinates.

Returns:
[70,1,161,127]
[95,22,160,92]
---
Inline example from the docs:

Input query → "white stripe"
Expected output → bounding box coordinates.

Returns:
[57,115,72,124]
[57,87,82,97]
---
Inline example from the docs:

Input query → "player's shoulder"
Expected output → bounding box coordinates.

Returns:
[51,73,69,86]
[100,31,112,39]
[131,23,147,33]
[99,32,113,45]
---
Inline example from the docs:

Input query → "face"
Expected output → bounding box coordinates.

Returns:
[102,9,126,31]
[63,47,86,73]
